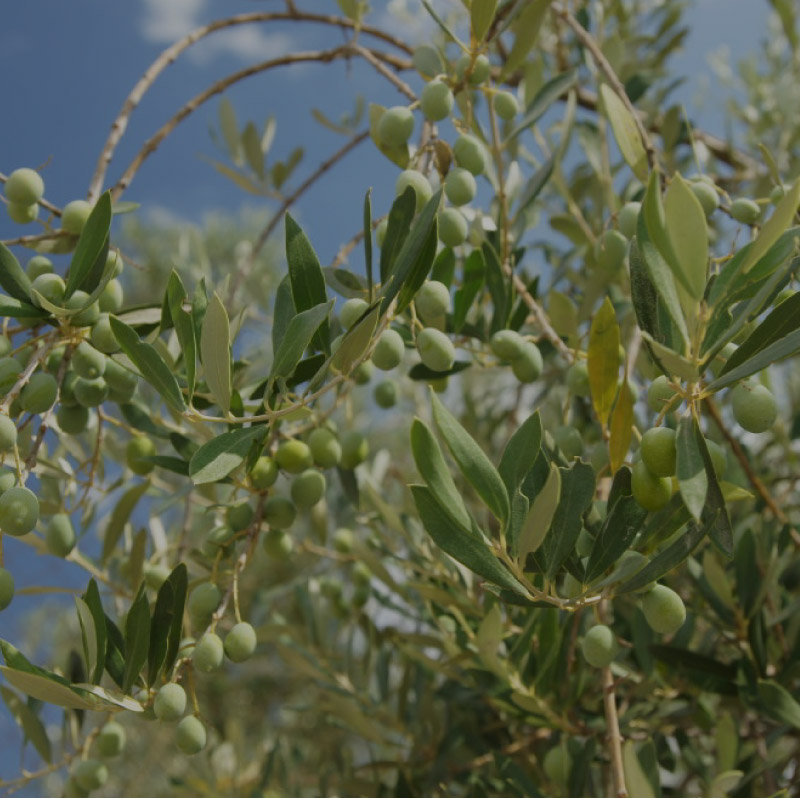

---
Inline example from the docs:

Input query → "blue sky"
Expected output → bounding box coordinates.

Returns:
[0,0,771,791]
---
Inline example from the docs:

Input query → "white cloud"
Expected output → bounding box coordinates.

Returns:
[139,0,294,63]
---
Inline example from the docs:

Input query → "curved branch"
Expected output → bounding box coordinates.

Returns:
[87,10,412,202]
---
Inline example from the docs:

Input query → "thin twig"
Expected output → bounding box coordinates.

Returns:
[87,10,412,201]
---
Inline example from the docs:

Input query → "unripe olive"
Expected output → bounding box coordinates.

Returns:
[20,372,58,413]
[581,624,618,668]
[250,455,279,489]
[340,431,369,469]
[647,375,677,415]
[4,168,44,205]
[543,745,571,784]
[176,716,206,755]
[144,563,171,590]
[98,279,123,313]
[0,567,14,610]
[490,329,524,361]
[493,90,519,120]
[640,427,677,477]
[352,561,371,586]
[412,44,445,78]
[224,622,257,662]
[438,207,468,247]
[221,501,250,532]
[690,180,719,216]
[90,314,120,354]
[566,362,591,397]
[74,759,108,791]
[417,328,455,372]
[339,297,369,330]
[416,281,451,323]
[444,167,477,206]
[553,425,583,459]
[193,632,224,673]
[0,416,17,452]
[61,200,92,235]
[377,106,414,147]
[372,329,405,371]
[202,526,235,559]
[352,583,371,608]
[511,342,543,383]
[275,439,313,474]
[455,53,490,85]
[45,513,76,557]
[154,682,187,721]
[375,218,388,247]
[374,380,398,408]
[263,495,296,529]
[6,201,38,225]
[187,582,221,621]
[353,360,374,385]
[64,778,88,798]
[262,527,293,559]
[127,436,156,475]
[333,527,355,553]
[66,291,100,327]
[598,229,628,272]
[106,249,124,278]
[26,256,53,281]
[770,183,790,204]
[631,460,672,511]
[289,466,327,507]
[453,134,487,176]
[73,342,106,380]
[103,359,138,399]
[396,170,433,213]
[0,470,17,495]
[0,336,9,358]
[0,358,22,396]
[307,428,342,469]
[430,376,448,393]
[641,583,686,634]
[421,80,454,121]
[730,197,761,225]
[731,382,777,433]
[617,201,641,239]
[95,720,126,758]
[30,273,66,308]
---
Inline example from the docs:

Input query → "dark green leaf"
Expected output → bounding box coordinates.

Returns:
[676,415,707,522]
[166,271,197,401]
[0,686,51,763]
[482,242,509,333]
[395,223,439,313]
[0,243,32,302]
[102,481,150,563]
[270,301,334,379]
[82,580,108,684]
[757,679,800,729]
[509,71,578,140]
[271,275,295,357]
[379,188,416,284]
[285,213,330,353]
[65,192,112,298]
[453,249,485,332]
[147,563,188,685]
[123,583,151,693]
[364,188,373,300]
[110,317,186,413]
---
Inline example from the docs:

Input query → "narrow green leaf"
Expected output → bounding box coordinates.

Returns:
[395,224,439,313]
[501,0,552,75]
[420,0,466,45]
[379,187,416,284]
[587,296,620,426]
[147,563,188,685]
[241,121,265,179]
[622,742,657,798]
[600,83,648,180]
[75,598,99,690]
[82,579,108,684]
[219,97,242,164]
[738,177,800,275]
[471,0,498,41]
[271,275,295,357]
[453,249,485,332]
[0,686,51,763]
[123,583,151,693]
[364,189,373,300]
[380,189,443,314]
[110,317,186,413]
[695,419,733,558]
[189,425,268,485]
[167,271,197,401]
[331,302,378,374]
[758,679,800,729]
[285,214,330,353]
[676,415,707,522]
[608,381,634,473]
[663,174,708,301]
[271,301,334,379]
[104,616,126,688]
[411,485,527,595]
[541,461,596,579]
[201,292,232,415]
[517,461,560,565]
[410,417,473,531]
[498,412,543,496]
[509,71,578,141]
[431,391,510,526]
[483,242,510,333]
[0,243,32,302]
[65,192,112,297]
[102,481,151,563]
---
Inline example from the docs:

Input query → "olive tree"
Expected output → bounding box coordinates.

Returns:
[0,1,799,796]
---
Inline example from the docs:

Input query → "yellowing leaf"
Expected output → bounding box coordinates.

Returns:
[517,462,560,565]
[600,84,648,181]
[588,296,621,426]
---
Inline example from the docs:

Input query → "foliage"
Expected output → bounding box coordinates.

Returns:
[1,1,800,796]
